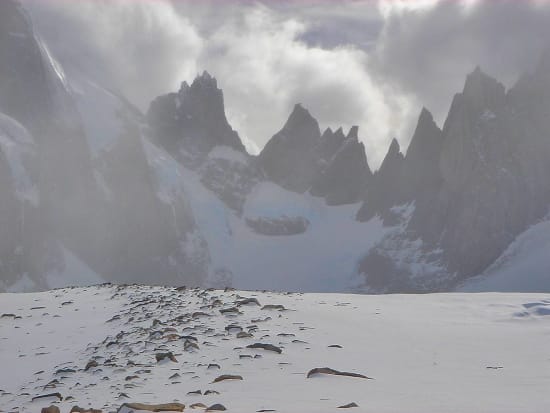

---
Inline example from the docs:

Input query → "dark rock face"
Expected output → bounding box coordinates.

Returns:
[259,105,372,204]
[148,71,245,158]
[92,113,206,286]
[245,216,309,236]
[258,104,322,193]
[147,72,262,213]
[198,152,264,214]
[0,1,208,290]
[0,0,102,289]
[358,62,550,292]
[357,138,405,222]
[0,145,24,287]
[310,127,371,205]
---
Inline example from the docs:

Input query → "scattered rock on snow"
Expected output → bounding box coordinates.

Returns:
[306,367,372,379]
[212,374,243,383]
[220,307,241,315]
[236,298,261,306]
[116,403,185,413]
[155,352,178,363]
[32,392,63,402]
[41,406,60,413]
[261,305,285,311]
[338,402,359,408]
[246,343,282,354]
[206,403,227,411]
[84,360,99,371]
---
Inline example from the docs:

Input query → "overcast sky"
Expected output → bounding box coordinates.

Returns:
[23,0,550,168]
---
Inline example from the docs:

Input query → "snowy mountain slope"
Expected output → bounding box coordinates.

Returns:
[2,285,550,412]
[0,113,38,206]
[459,214,550,292]
[69,68,392,293]
[175,171,390,292]
[66,70,209,287]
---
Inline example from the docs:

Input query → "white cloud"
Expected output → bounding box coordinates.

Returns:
[194,5,414,165]
[25,0,550,169]
[25,0,203,109]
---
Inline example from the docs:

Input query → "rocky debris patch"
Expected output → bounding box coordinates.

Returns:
[2,284,368,412]
[245,216,309,236]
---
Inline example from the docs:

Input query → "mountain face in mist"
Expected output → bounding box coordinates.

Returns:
[147,72,263,214]
[148,71,245,159]
[1,0,550,293]
[358,62,550,292]
[0,0,208,291]
[258,104,372,205]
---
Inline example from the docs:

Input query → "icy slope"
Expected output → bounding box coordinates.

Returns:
[459,215,550,292]
[1,285,550,413]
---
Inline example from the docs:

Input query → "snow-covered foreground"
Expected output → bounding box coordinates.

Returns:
[1,285,550,413]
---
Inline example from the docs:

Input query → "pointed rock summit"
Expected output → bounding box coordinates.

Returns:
[310,134,371,205]
[284,103,320,135]
[258,104,322,193]
[259,104,371,202]
[148,71,245,157]
[357,138,404,221]
[346,125,359,140]
[401,108,443,198]
[461,66,506,113]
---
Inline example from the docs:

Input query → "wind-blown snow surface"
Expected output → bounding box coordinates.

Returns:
[1,285,550,413]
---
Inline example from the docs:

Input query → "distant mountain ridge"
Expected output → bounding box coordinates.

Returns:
[1,0,549,293]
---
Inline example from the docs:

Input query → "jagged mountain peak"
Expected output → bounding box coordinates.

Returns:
[406,107,441,157]
[462,65,506,110]
[148,70,245,156]
[387,137,402,156]
[346,125,359,140]
[284,103,318,131]
[418,106,434,124]
[376,138,404,178]
[195,70,217,88]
